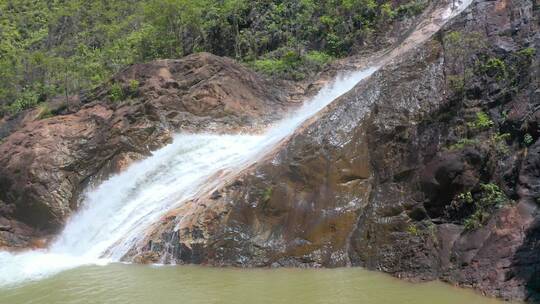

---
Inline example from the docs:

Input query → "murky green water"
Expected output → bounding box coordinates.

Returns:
[0,264,511,304]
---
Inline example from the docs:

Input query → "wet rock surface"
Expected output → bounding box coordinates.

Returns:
[134,0,539,301]
[0,53,289,248]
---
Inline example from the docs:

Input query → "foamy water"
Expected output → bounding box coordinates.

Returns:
[0,67,378,287]
[0,0,474,287]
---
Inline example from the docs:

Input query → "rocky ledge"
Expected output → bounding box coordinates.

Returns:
[0,53,290,249]
[131,0,539,302]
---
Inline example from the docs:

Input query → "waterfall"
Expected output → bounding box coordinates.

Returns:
[0,67,378,287]
[0,0,473,287]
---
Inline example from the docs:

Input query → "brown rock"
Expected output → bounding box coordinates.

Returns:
[0,53,290,248]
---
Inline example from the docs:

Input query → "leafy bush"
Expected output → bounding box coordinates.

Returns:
[129,79,140,93]
[467,111,494,130]
[7,89,40,114]
[464,210,487,231]
[463,183,509,231]
[252,50,333,80]
[524,133,534,146]
[305,51,333,66]
[457,191,474,204]
[406,224,419,236]
[483,58,507,80]
[478,183,507,208]
[252,58,289,76]
[517,47,536,59]
[109,83,125,102]
[380,3,396,20]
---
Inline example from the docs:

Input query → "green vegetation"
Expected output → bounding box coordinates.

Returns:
[36,104,53,120]
[0,0,428,115]
[462,183,509,231]
[490,132,511,155]
[129,80,140,93]
[482,58,507,81]
[109,83,125,102]
[517,47,536,59]
[449,138,478,150]
[4,89,40,115]
[467,111,494,131]
[262,187,273,203]
[524,133,534,146]
[457,191,474,204]
[251,50,334,80]
[406,224,419,236]
[443,31,486,97]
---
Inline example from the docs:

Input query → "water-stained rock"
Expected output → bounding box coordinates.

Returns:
[133,0,539,301]
[0,53,289,248]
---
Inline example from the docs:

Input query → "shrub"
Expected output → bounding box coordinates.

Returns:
[252,50,333,80]
[109,83,125,102]
[252,58,288,76]
[305,51,333,66]
[380,3,396,20]
[7,89,40,114]
[457,191,474,204]
[406,224,419,236]
[463,183,509,231]
[478,183,507,208]
[524,133,534,146]
[467,111,493,130]
[517,47,536,59]
[483,58,507,80]
[464,210,487,231]
[129,79,140,93]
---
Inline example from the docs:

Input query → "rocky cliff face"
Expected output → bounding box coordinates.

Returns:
[0,53,289,249]
[131,0,539,301]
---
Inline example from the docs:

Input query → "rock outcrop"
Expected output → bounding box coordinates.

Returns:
[0,53,289,249]
[132,0,539,301]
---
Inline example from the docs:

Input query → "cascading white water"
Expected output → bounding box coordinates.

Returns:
[0,0,473,287]
[0,67,378,287]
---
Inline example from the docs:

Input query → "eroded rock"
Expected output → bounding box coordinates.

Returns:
[0,53,289,248]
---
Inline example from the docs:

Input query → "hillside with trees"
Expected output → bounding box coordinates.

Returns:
[0,0,426,115]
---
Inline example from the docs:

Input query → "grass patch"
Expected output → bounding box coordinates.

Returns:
[36,104,53,120]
